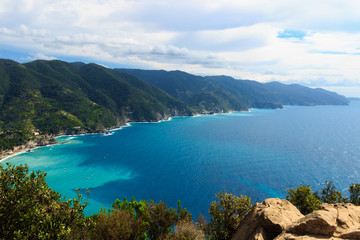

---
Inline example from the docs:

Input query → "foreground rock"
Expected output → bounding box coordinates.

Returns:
[232,198,304,240]
[232,199,360,240]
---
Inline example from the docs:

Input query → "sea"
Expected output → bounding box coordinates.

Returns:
[2,101,360,218]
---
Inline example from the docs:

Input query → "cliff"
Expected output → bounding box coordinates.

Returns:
[232,198,360,240]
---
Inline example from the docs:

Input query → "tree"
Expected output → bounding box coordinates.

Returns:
[317,181,345,204]
[0,163,91,239]
[206,191,252,240]
[286,184,321,214]
[91,198,192,240]
[349,183,360,205]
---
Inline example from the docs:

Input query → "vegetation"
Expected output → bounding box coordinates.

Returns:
[349,183,360,205]
[0,163,201,240]
[0,163,90,239]
[317,180,345,203]
[2,163,360,239]
[0,58,354,238]
[286,184,322,214]
[287,181,360,214]
[118,68,349,112]
[0,59,193,152]
[0,59,349,153]
[206,191,252,240]
[91,198,193,240]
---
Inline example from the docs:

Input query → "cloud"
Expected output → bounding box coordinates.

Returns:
[172,23,275,52]
[26,53,57,61]
[1,1,360,96]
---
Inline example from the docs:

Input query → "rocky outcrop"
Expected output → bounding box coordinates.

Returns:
[232,198,304,240]
[232,199,360,240]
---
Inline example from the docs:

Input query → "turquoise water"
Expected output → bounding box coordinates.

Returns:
[3,102,360,218]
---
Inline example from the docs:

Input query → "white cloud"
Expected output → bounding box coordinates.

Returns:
[1,0,360,96]
[29,53,58,61]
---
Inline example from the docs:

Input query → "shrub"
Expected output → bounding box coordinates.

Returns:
[170,221,204,240]
[349,183,360,205]
[317,180,345,204]
[91,207,144,240]
[0,163,91,239]
[206,191,252,240]
[91,198,192,240]
[286,184,321,214]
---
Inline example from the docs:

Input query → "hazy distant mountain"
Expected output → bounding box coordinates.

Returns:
[118,69,349,111]
[207,75,349,106]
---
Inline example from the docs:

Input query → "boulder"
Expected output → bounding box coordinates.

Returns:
[284,203,360,239]
[233,200,360,240]
[232,198,304,240]
[286,206,337,236]
[275,233,343,239]
[333,203,360,230]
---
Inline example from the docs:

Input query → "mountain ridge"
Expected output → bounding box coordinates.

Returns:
[118,68,348,111]
[0,59,349,156]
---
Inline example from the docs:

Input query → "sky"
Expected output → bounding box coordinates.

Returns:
[1,0,360,97]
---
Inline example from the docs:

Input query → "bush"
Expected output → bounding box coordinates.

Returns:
[91,206,145,240]
[0,163,91,239]
[10,162,360,240]
[206,191,252,240]
[317,181,345,204]
[349,183,360,205]
[91,198,192,240]
[286,184,321,214]
[170,221,204,240]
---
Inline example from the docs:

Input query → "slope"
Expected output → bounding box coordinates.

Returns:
[0,59,192,152]
[117,69,348,111]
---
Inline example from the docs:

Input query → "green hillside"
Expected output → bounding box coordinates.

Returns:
[0,59,192,152]
[0,59,349,153]
[116,69,248,113]
[118,69,349,110]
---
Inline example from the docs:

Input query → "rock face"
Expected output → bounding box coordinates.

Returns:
[232,199,360,240]
[231,198,304,240]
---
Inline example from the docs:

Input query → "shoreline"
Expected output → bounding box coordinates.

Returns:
[0,109,252,162]
[0,104,313,163]
[0,149,34,163]
[0,116,174,162]
[0,141,71,163]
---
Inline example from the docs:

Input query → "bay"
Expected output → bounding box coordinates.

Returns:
[3,101,360,218]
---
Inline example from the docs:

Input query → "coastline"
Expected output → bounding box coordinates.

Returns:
[0,149,34,163]
[0,141,71,163]
[0,109,252,163]
[0,115,174,162]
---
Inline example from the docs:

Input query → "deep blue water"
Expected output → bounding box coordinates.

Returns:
[3,101,360,218]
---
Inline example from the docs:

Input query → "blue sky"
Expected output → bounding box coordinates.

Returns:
[1,0,360,97]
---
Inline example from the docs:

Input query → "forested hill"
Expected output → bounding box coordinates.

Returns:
[0,59,348,153]
[117,69,349,111]
[0,59,193,152]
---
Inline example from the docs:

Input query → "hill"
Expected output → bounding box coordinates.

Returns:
[0,59,192,153]
[116,69,248,113]
[0,59,349,155]
[117,69,348,111]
